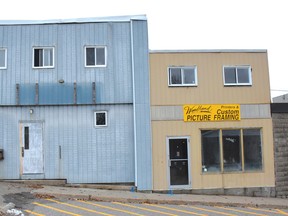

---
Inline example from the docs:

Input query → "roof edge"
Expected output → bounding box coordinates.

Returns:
[149,49,267,53]
[0,15,147,25]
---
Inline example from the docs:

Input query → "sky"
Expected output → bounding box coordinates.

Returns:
[1,0,287,98]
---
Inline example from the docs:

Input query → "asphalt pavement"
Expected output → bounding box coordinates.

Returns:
[1,181,288,215]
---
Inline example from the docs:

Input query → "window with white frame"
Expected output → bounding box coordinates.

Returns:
[33,47,54,68]
[94,111,107,127]
[168,66,197,86]
[85,46,106,67]
[223,66,252,86]
[0,48,7,69]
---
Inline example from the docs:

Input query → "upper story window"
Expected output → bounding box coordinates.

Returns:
[0,48,7,69]
[223,66,252,86]
[85,46,106,67]
[33,47,54,68]
[94,111,107,127]
[168,66,197,86]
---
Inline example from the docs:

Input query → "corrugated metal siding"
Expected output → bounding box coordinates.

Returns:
[0,22,133,105]
[131,20,152,190]
[0,19,152,185]
[150,52,271,106]
[0,105,134,183]
[0,107,20,179]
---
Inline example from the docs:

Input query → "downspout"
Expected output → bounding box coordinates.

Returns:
[130,19,138,188]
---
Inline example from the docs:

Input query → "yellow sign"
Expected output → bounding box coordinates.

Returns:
[183,104,241,122]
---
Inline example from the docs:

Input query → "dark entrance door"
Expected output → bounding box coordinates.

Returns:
[168,138,189,186]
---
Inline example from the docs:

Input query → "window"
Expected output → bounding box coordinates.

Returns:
[85,46,106,67]
[222,130,241,172]
[33,47,54,68]
[201,128,262,173]
[24,127,29,149]
[223,66,252,86]
[0,48,7,69]
[201,130,221,172]
[168,67,197,86]
[243,129,262,170]
[94,111,107,127]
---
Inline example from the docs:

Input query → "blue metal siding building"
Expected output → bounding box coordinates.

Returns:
[0,15,152,190]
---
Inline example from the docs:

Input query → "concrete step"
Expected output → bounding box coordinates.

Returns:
[0,179,66,186]
[66,183,134,191]
[0,180,134,191]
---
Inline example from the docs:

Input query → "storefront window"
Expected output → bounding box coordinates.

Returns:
[201,130,221,172]
[222,130,242,172]
[201,128,263,174]
[243,129,262,171]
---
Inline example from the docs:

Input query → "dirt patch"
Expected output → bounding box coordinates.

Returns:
[34,193,55,199]
[27,185,44,189]
[2,192,35,209]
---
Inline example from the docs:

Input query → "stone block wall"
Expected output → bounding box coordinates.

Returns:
[272,113,288,198]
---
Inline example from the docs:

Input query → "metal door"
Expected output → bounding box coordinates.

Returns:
[168,137,190,186]
[21,123,44,174]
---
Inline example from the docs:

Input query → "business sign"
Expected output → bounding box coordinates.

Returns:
[183,104,241,122]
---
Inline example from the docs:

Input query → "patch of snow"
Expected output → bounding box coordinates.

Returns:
[6,209,24,216]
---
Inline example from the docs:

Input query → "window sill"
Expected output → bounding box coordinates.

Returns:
[201,170,264,175]
[224,84,252,87]
[85,65,107,68]
[33,67,55,69]
[168,85,198,87]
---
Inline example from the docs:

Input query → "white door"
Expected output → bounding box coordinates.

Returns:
[21,123,44,174]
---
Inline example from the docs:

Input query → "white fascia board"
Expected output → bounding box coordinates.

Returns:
[0,15,147,25]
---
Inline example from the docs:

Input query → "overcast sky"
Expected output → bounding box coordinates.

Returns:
[1,0,287,98]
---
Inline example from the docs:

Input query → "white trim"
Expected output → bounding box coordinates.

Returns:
[0,15,147,25]
[166,136,191,189]
[168,66,198,87]
[223,65,252,86]
[94,111,108,127]
[84,46,107,68]
[0,48,7,69]
[150,49,267,53]
[32,47,55,69]
[130,20,138,188]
